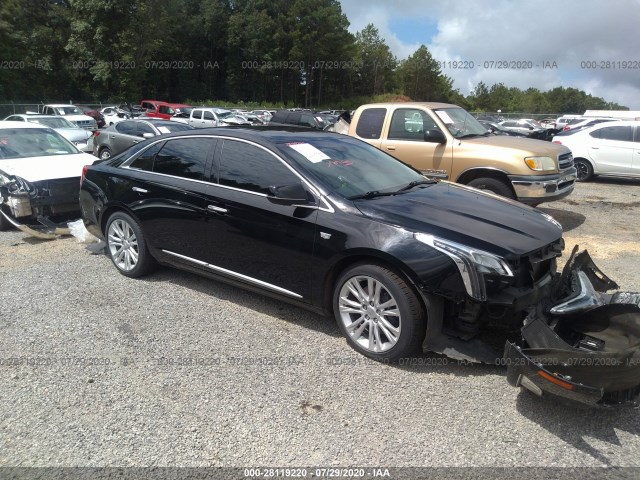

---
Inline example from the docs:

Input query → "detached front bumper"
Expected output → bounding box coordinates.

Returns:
[503,249,640,408]
[509,167,577,205]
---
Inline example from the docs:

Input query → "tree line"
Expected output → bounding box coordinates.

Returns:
[0,0,628,112]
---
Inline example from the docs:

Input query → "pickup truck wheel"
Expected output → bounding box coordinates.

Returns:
[99,147,112,160]
[574,159,594,182]
[467,177,515,199]
[106,211,156,278]
[333,263,426,361]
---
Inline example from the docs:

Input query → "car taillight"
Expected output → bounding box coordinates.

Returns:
[80,165,89,186]
[562,126,570,131]
[553,140,562,144]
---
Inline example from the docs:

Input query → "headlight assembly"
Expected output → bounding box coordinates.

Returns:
[524,156,556,171]
[415,233,513,301]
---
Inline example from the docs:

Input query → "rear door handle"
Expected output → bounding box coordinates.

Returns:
[132,187,148,193]
[207,205,228,214]
[591,147,599,149]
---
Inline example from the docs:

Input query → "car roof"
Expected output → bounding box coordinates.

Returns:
[357,101,459,109]
[0,121,52,129]
[46,104,78,108]
[6,114,67,120]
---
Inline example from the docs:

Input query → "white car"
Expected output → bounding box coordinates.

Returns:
[100,106,131,126]
[552,120,640,181]
[3,114,93,152]
[0,122,97,237]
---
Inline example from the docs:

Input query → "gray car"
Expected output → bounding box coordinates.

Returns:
[93,119,194,159]
[3,114,93,152]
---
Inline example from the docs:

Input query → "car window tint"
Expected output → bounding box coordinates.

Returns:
[590,126,633,142]
[158,106,174,115]
[141,102,154,110]
[129,142,164,171]
[153,138,213,180]
[388,108,435,140]
[116,121,137,135]
[137,122,155,135]
[217,140,298,194]
[203,111,215,120]
[191,110,202,120]
[355,108,386,139]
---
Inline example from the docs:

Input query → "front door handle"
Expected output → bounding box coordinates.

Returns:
[207,205,228,214]
[132,187,148,193]
[591,147,599,149]
[386,146,396,151]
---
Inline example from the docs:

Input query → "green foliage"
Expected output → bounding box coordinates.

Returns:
[0,1,628,113]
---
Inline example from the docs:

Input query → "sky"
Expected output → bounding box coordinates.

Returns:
[339,0,640,110]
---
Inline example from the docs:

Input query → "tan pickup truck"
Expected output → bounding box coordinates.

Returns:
[346,102,576,205]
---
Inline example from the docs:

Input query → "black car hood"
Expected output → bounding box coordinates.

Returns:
[353,182,562,258]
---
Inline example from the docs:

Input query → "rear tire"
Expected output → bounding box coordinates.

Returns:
[0,207,11,231]
[333,263,426,361]
[105,211,156,278]
[467,177,515,199]
[574,159,594,182]
[99,147,112,160]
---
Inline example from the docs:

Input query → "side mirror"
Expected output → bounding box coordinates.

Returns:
[267,183,313,206]
[424,129,446,144]
[142,133,155,139]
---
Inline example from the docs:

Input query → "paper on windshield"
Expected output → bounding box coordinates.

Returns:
[287,142,330,163]
[434,110,454,124]
[157,126,170,134]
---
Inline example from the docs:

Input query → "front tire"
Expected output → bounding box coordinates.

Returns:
[0,206,11,231]
[467,177,515,199]
[574,159,594,182]
[105,211,156,278]
[333,263,426,361]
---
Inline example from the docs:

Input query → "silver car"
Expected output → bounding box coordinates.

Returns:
[92,119,194,159]
[3,114,93,152]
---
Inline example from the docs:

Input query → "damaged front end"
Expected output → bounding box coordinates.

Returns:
[0,170,75,239]
[505,247,640,407]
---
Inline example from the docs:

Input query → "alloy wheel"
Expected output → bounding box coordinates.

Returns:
[108,219,139,271]
[338,275,401,353]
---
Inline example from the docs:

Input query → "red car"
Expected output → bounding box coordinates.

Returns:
[139,100,191,120]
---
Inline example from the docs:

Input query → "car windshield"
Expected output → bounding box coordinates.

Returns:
[276,136,428,199]
[216,110,234,120]
[0,128,79,159]
[55,106,82,115]
[434,108,487,138]
[151,122,193,133]
[29,117,76,129]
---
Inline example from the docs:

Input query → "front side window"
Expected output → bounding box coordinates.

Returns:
[203,111,215,121]
[388,109,439,140]
[116,121,137,136]
[355,108,386,139]
[153,138,213,180]
[216,140,299,194]
[590,126,633,142]
[158,106,175,115]
[128,142,164,171]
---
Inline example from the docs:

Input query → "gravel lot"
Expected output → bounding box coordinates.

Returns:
[1,178,639,471]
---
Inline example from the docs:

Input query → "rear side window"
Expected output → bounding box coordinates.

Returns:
[355,108,386,139]
[153,138,213,180]
[299,113,317,128]
[191,110,203,120]
[216,140,299,194]
[271,111,289,123]
[158,105,174,115]
[590,126,633,142]
[141,102,155,111]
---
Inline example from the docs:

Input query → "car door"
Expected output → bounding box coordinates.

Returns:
[110,121,141,154]
[380,107,452,177]
[201,138,318,301]
[123,137,216,259]
[202,111,217,127]
[588,125,634,174]
[189,109,203,128]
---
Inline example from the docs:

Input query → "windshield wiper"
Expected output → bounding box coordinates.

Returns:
[395,179,437,192]
[348,190,398,200]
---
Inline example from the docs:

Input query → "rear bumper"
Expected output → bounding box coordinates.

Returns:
[509,167,577,204]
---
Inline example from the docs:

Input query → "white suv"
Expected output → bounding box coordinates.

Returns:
[552,120,640,181]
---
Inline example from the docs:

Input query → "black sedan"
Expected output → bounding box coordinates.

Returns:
[80,127,640,407]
